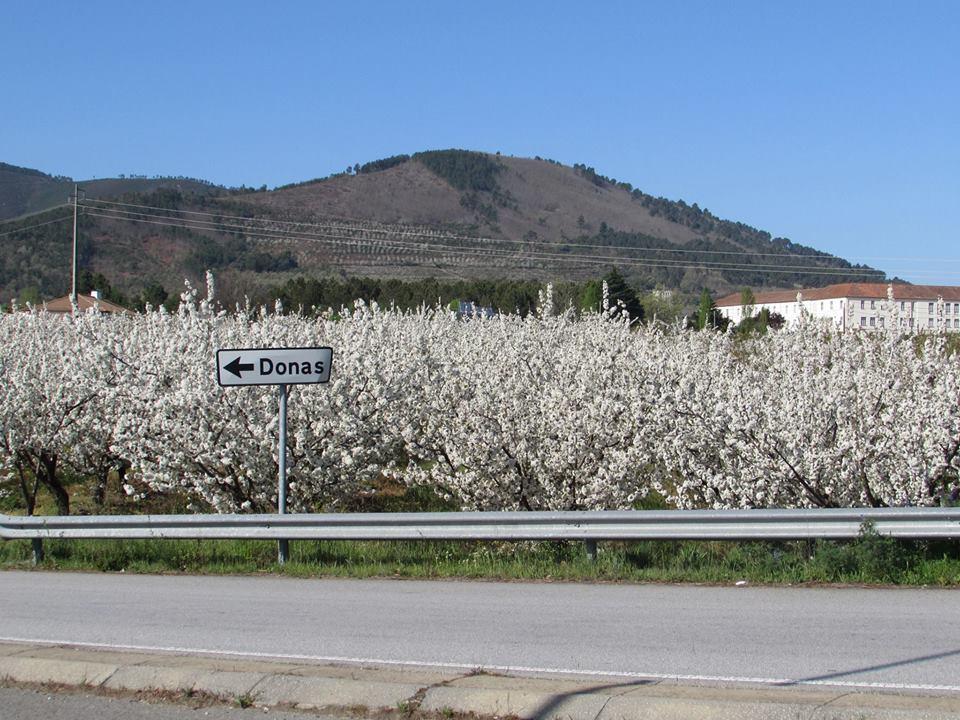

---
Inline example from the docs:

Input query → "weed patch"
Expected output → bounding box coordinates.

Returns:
[3,528,958,586]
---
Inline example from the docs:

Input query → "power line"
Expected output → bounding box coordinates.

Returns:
[0,203,72,226]
[0,214,73,237]
[79,205,891,275]
[78,197,909,265]
[83,206,960,280]
[80,207,883,274]
[0,198,945,287]
[81,198,474,246]
[79,207,909,278]
[81,208,904,279]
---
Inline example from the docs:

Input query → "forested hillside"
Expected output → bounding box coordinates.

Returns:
[0,162,219,221]
[0,151,885,307]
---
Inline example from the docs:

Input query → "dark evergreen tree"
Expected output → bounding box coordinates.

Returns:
[579,280,602,313]
[692,288,730,331]
[602,268,644,321]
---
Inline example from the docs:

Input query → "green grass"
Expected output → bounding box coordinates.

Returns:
[5,478,959,586]
[3,532,959,586]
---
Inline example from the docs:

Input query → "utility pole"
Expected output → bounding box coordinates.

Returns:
[70,184,84,306]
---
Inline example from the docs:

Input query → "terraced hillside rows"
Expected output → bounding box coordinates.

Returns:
[0,151,882,304]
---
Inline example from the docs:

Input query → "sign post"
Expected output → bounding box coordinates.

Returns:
[277,383,289,563]
[217,347,333,564]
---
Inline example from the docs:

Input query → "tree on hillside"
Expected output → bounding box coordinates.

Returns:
[78,270,127,306]
[692,288,730,331]
[579,280,602,314]
[640,289,684,325]
[135,282,177,312]
[579,269,643,321]
[603,268,644,321]
[740,286,756,318]
[736,308,786,335]
[413,150,503,192]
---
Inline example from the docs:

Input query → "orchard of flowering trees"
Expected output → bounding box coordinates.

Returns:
[1,276,959,516]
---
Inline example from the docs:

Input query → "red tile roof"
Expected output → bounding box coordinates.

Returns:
[39,294,130,314]
[716,283,960,307]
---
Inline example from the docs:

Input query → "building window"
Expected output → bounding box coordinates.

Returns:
[879,317,885,328]
[955,303,959,314]
[929,302,935,314]
[929,318,934,328]
[955,319,959,329]
[870,300,876,309]
[860,316,867,327]
[948,305,953,315]
[900,301,905,311]
[870,317,876,327]
[860,300,865,309]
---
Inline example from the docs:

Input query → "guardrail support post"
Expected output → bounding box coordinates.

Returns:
[31,538,44,565]
[585,539,598,562]
[278,383,289,565]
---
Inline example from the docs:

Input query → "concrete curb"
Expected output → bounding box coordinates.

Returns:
[1,642,959,719]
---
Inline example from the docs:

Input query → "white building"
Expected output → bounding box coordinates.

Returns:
[716,283,960,332]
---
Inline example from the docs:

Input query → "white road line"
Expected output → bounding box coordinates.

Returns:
[1,636,958,694]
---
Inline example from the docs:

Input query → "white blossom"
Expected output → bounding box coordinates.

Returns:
[1,290,958,514]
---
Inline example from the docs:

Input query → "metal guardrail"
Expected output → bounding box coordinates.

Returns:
[2,507,960,542]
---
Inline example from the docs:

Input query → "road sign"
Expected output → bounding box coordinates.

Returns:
[216,347,332,387]
[215,346,334,565]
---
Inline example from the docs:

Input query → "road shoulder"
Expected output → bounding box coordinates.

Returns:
[1,641,958,719]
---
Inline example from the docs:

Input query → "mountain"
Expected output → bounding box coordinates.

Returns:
[0,162,220,221]
[0,151,884,306]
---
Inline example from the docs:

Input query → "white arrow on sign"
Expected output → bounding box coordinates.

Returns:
[216,347,333,387]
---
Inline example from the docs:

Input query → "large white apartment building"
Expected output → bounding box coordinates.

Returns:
[716,283,960,332]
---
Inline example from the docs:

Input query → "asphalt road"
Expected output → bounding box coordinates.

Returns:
[0,572,958,693]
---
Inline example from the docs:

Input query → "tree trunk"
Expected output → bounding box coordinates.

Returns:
[38,451,70,516]
[15,461,38,516]
[91,469,107,507]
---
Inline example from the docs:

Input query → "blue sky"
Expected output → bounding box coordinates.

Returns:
[2,1,957,283]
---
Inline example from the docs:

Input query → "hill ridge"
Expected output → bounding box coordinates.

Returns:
[0,151,884,304]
